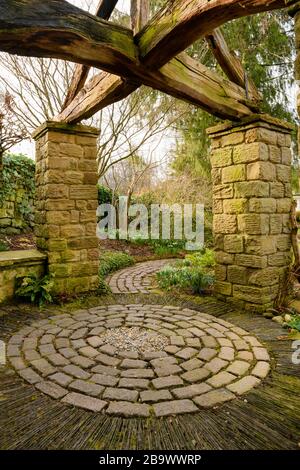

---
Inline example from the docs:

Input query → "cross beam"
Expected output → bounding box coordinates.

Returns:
[63,0,119,109]
[0,0,295,121]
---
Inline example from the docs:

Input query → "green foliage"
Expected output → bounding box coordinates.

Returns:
[150,239,185,256]
[99,251,135,278]
[287,315,300,332]
[183,248,216,268]
[0,153,35,228]
[0,240,9,251]
[15,273,54,307]
[157,264,214,295]
[98,185,113,205]
[172,11,297,178]
[157,248,215,294]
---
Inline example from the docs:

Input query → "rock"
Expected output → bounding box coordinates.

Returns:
[272,315,284,325]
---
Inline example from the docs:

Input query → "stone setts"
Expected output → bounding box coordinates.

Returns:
[7,304,271,417]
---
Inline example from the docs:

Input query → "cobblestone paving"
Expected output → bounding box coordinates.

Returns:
[7,304,270,417]
[107,260,175,293]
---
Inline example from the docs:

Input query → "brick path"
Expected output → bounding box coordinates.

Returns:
[6,304,270,417]
[107,259,175,293]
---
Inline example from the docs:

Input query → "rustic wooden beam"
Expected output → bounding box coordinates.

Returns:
[0,0,137,78]
[63,0,119,109]
[56,53,257,123]
[59,0,152,122]
[137,0,297,69]
[206,29,262,103]
[57,73,138,123]
[131,0,150,35]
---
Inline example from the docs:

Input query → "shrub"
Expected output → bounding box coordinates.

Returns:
[183,249,216,268]
[0,240,9,251]
[97,185,113,205]
[157,265,214,295]
[99,251,135,278]
[15,273,54,307]
[287,315,300,332]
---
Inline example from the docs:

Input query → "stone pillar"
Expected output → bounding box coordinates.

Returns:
[33,122,100,296]
[207,115,293,313]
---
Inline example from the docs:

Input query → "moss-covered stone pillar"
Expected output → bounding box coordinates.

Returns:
[33,122,100,296]
[207,115,293,313]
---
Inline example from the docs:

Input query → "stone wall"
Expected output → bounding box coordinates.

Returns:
[33,122,100,296]
[207,115,293,313]
[0,154,35,234]
[0,250,47,303]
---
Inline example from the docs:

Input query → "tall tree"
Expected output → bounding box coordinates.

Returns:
[172,10,297,178]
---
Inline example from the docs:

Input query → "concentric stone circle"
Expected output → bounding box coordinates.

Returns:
[7,305,271,417]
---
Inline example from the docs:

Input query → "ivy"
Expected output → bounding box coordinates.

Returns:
[0,152,35,226]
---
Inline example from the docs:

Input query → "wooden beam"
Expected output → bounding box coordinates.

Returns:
[206,29,262,103]
[63,0,119,109]
[59,1,152,122]
[57,74,138,123]
[131,0,150,35]
[56,53,258,123]
[137,0,297,69]
[0,0,137,78]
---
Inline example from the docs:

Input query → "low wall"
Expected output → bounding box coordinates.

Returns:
[0,250,47,304]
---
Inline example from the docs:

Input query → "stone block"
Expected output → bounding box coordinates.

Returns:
[210,147,232,167]
[233,285,276,304]
[233,142,268,164]
[269,145,281,163]
[227,266,248,284]
[281,147,292,165]
[249,198,276,213]
[215,251,234,265]
[270,182,284,198]
[215,265,227,281]
[221,131,244,146]
[244,235,276,255]
[248,267,281,286]
[247,161,276,181]
[235,181,269,198]
[214,184,234,199]
[222,165,246,183]
[223,199,247,214]
[237,214,269,235]
[235,254,267,269]
[224,235,243,253]
[213,214,237,234]
[277,164,291,183]
[246,127,277,145]
[276,198,292,213]
[214,281,232,296]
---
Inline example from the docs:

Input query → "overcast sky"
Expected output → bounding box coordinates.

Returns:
[11,0,134,159]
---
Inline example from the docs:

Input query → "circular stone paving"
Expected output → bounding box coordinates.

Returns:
[7,305,271,418]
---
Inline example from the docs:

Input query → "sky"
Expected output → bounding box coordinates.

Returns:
[10,0,141,159]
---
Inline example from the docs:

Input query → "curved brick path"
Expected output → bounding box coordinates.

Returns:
[6,305,270,417]
[107,259,175,293]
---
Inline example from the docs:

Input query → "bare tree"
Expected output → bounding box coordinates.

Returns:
[0,91,27,174]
